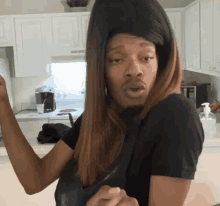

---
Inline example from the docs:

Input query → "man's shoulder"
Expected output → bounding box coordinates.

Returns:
[152,94,194,114]
[142,94,197,125]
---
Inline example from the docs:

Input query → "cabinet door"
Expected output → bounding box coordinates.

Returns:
[0,156,57,206]
[0,16,12,47]
[185,2,201,70]
[200,0,213,72]
[80,12,90,50]
[12,15,51,77]
[213,0,220,72]
[166,11,183,70]
[50,14,83,56]
[17,119,49,139]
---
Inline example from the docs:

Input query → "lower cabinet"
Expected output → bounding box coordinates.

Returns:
[17,119,49,139]
[0,155,58,206]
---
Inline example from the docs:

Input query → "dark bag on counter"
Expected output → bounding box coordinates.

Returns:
[37,113,75,144]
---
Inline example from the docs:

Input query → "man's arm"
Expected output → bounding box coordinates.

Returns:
[148,176,191,206]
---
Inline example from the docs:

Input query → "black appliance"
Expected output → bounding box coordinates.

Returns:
[181,83,211,108]
[35,92,56,113]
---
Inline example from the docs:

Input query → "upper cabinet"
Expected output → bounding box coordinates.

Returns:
[213,0,220,72]
[185,1,201,71]
[0,16,13,47]
[184,0,220,77]
[200,0,220,73]
[49,12,90,57]
[11,14,52,77]
[200,0,213,72]
[166,11,184,70]
[80,13,91,49]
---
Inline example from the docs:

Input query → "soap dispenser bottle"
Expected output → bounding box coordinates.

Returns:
[199,102,217,139]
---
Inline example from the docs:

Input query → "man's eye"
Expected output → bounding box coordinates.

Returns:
[144,57,151,61]
[113,59,121,63]
[109,59,121,63]
[109,57,152,64]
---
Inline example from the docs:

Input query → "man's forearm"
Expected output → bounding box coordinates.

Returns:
[0,103,43,194]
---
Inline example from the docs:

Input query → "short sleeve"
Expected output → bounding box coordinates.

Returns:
[150,100,204,179]
[61,112,84,151]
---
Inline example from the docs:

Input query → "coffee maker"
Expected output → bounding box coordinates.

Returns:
[35,92,56,113]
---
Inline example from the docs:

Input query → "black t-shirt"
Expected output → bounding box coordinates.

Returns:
[61,94,204,205]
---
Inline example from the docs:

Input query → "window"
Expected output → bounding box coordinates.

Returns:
[50,62,86,94]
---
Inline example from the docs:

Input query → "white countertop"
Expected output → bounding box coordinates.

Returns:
[0,109,220,156]
[14,107,85,120]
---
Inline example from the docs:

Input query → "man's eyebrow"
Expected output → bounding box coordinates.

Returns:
[107,42,154,53]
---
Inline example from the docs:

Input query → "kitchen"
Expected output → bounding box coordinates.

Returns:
[0,0,220,205]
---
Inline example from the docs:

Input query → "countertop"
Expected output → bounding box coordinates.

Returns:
[0,108,220,156]
[14,107,85,120]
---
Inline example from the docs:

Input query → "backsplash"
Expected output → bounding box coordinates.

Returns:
[10,66,220,113]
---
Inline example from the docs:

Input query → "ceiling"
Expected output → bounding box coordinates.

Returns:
[83,0,196,10]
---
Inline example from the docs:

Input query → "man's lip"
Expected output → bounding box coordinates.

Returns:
[124,82,145,91]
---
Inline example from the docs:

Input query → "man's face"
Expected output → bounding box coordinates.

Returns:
[105,33,158,109]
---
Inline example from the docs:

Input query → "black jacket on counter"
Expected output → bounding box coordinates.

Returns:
[37,113,75,144]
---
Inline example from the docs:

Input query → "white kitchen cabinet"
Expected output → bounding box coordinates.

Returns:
[0,16,13,47]
[213,0,220,72]
[10,14,52,77]
[49,12,90,57]
[185,2,201,71]
[17,119,49,139]
[166,11,184,70]
[80,12,91,50]
[200,0,213,72]
[200,0,220,74]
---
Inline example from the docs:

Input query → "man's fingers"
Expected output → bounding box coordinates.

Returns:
[105,196,122,206]
[105,189,127,206]
[87,186,121,206]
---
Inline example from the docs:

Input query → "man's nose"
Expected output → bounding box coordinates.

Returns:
[125,61,143,77]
